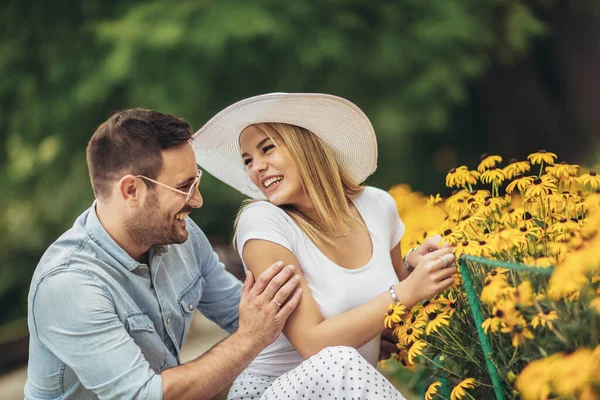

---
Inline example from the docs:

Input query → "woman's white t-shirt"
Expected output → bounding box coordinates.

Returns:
[235,186,405,377]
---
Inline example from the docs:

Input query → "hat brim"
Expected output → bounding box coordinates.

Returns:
[191,93,377,199]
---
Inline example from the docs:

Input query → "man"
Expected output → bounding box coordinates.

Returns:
[25,109,303,399]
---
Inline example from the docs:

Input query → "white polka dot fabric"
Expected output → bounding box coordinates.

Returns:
[228,346,406,400]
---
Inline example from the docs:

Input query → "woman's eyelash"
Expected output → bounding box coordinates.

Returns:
[243,158,251,166]
[263,144,275,152]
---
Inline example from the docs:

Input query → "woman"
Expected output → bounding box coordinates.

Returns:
[192,93,456,399]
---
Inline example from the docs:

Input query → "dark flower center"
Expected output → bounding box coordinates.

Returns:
[480,153,489,160]
[484,200,491,206]
[591,171,597,176]
[525,212,533,220]
[450,302,457,309]
[449,168,457,173]
[479,241,487,246]
[428,312,438,321]
[559,218,567,223]
[462,241,469,246]
[538,149,547,153]
[388,309,394,315]
[519,227,528,232]
[495,310,504,318]
[423,300,430,307]
[461,214,471,221]
[514,325,524,334]
[490,270,498,276]
[467,198,475,204]
[508,208,515,213]
[509,158,518,164]
[488,166,497,171]
[406,328,413,335]
[444,229,453,236]
[533,177,542,185]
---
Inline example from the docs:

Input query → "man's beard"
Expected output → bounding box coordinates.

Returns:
[125,191,188,249]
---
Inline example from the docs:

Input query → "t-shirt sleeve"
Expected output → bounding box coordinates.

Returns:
[370,187,405,250]
[235,202,297,263]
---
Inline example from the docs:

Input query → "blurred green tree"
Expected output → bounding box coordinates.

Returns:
[1,0,592,326]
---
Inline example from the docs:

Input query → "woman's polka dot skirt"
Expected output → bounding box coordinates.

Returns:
[228,346,406,400]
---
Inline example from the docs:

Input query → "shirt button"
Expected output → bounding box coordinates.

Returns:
[167,318,171,324]
[147,323,153,329]
[188,304,194,310]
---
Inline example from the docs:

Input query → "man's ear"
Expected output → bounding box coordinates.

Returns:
[117,175,143,207]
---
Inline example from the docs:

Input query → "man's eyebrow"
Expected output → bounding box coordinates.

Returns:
[241,137,271,158]
[175,173,197,187]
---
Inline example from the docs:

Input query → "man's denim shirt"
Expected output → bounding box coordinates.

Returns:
[25,204,242,399]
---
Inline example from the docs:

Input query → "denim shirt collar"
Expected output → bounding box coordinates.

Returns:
[85,202,168,271]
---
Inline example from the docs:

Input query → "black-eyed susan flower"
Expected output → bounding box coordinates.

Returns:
[515,358,553,400]
[524,175,558,200]
[480,166,505,185]
[425,312,451,335]
[425,381,442,400]
[545,161,579,180]
[481,278,510,305]
[399,325,424,345]
[427,193,443,207]
[477,153,502,173]
[422,299,441,314]
[510,280,534,307]
[453,239,480,259]
[465,170,480,186]
[528,150,557,166]
[450,378,476,400]
[578,170,600,189]
[501,316,534,347]
[552,348,597,397]
[531,307,558,329]
[394,347,417,372]
[384,302,407,329]
[482,314,502,334]
[549,217,579,237]
[438,292,459,317]
[503,159,531,179]
[485,267,510,283]
[505,174,535,194]
[407,339,427,364]
[488,228,527,252]
[445,166,471,188]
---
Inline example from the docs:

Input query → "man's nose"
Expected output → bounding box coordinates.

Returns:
[187,190,203,209]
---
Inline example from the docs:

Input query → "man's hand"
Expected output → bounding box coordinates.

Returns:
[236,261,303,348]
[378,328,399,361]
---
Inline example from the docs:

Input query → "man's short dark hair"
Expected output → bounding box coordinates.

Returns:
[86,108,193,199]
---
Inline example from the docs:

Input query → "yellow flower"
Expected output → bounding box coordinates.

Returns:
[511,280,534,307]
[422,299,441,314]
[501,316,534,348]
[477,153,502,173]
[481,277,510,305]
[553,348,598,397]
[426,193,443,207]
[450,378,476,400]
[515,357,554,400]
[549,217,580,237]
[384,302,407,329]
[425,312,451,335]
[407,339,427,364]
[524,175,558,200]
[394,347,417,372]
[531,308,558,329]
[399,324,424,345]
[484,267,510,283]
[528,150,557,165]
[545,162,579,179]
[503,159,531,179]
[446,166,471,188]
[590,297,600,313]
[438,292,458,317]
[505,174,534,194]
[480,166,505,185]
[579,170,600,189]
[425,381,442,400]
[482,315,501,333]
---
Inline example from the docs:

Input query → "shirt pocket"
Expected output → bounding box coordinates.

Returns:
[177,275,205,342]
[125,313,168,372]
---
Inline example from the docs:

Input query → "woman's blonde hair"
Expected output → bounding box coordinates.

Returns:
[233,122,364,249]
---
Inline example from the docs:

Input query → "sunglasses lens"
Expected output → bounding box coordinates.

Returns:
[186,178,200,203]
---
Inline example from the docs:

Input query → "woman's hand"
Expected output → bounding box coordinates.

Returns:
[400,246,457,307]
[406,234,450,270]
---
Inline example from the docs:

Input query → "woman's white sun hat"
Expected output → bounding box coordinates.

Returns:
[191,93,377,199]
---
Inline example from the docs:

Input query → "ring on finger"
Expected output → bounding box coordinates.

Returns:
[272,298,283,307]
[440,254,450,267]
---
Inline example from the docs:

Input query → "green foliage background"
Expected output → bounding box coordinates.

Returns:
[1,0,598,327]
